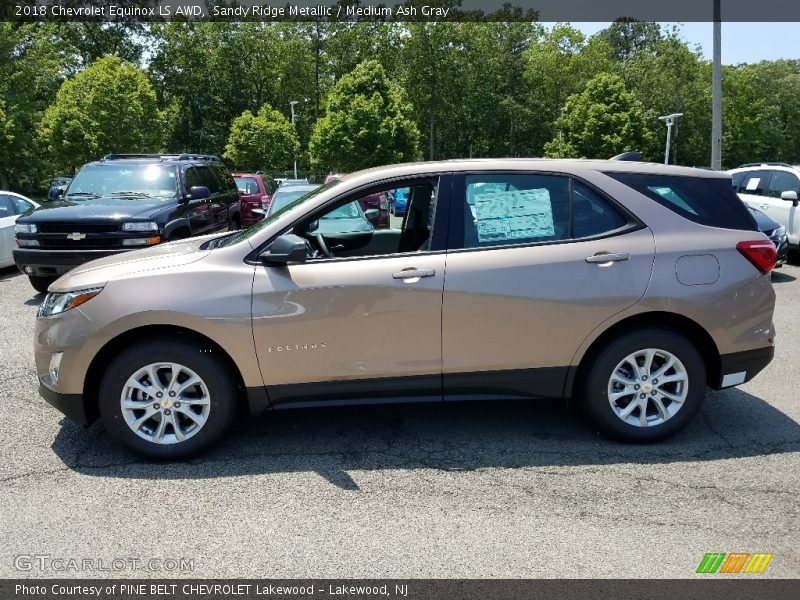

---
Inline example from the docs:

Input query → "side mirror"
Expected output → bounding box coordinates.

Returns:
[57,189,65,199]
[259,233,307,265]
[189,185,211,200]
[364,208,379,220]
[251,208,266,219]
[780,190,799,206]
[306,219,319,233]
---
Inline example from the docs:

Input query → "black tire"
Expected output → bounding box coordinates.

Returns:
[29,275,56,294]
[99,338,238,459]
[581,328,706,442]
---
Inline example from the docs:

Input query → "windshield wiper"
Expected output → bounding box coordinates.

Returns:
[66,192,101,198]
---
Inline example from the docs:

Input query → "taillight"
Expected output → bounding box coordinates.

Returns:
[736,240,777,274]
[261,195,271,209]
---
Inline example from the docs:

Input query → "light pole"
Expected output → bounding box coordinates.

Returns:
[711,0,723,170]
[658,113,683,165]
[289,100,299,179]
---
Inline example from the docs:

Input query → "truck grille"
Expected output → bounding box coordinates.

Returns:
[38,222,120,234]
[39,237,122,249]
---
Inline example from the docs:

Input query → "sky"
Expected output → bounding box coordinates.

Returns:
[564,22,800,64]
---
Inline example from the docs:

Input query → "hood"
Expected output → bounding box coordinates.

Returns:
[21,196,171,222]
[50,235,217,293]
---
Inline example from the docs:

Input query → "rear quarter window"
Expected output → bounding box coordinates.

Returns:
[607,172,757,231]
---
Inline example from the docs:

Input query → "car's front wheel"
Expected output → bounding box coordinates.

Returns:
[28,275,56,294]
[99,339,238,459]
[582,328,706,442]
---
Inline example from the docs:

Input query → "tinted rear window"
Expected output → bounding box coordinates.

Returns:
[607,172,757,231]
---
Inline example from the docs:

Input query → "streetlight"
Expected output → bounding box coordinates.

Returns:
[289,100,299,179]
[658,113,683,165]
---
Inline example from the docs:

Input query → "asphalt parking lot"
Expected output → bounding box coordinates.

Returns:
[0,262,798,579]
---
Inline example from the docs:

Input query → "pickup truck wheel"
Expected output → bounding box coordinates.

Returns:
[99,339,238,459]
[28,275,56,294]
[582,328,706,442]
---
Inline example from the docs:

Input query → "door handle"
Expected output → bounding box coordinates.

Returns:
[585,252,630,264]
[392,268,435,280]
[760,203,770,210]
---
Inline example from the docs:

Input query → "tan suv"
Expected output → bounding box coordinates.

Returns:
[34,159,777,458]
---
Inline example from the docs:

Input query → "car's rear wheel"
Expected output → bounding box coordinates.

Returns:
[582,329,706,442]
[28,275,56,294]
[99,339,238,459]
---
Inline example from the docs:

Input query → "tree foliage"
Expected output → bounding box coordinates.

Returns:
[41,56,162,173]
[544,73,652,159]
[223,104,299,172]
[309,60,420,172]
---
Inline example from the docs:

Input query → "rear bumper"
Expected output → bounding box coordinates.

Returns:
[13,248,130,277]
[715,346,775,389]
[39,382,89,425]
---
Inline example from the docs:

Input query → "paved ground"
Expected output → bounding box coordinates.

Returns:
[0,262,798,579]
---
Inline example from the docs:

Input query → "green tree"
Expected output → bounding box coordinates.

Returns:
[544,73,652,159]
[40,56,162,172]
[223,104,299,171]
[309,60,420,172]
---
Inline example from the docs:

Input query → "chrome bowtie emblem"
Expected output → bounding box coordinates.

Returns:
[66,232,86,241]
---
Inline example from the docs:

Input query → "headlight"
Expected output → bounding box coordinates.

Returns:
[122,221,158,232]
[38,287,103,318]
[15,223,37,234]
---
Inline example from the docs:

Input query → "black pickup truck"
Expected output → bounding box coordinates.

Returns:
[14,154,241,292]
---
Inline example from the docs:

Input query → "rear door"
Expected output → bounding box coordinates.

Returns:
[442,171,655,400]
[736,169,773,213]
[0,194,16,265]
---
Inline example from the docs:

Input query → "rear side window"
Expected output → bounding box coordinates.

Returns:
[607,173,757,231]
[738,170,770,196]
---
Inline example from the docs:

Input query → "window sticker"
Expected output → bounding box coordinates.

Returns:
[745,178,760,191]
[473,188,555,242]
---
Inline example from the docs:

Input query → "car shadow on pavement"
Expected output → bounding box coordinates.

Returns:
[52,387,800,488]
[771,270,796,284]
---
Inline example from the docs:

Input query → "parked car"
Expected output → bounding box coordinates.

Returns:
[46,177,72,201]
[266,184,321,215]
[748,207,788,267]
[0,192,39,268]
[389,187,409,216]
[727,162,800,250]
[233,172,277,227]
[14,153,241,293]
[34,159,776,459]
[281,178,310,187]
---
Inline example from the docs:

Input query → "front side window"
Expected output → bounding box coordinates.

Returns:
[768,170,800,197]
[195,166,220,193]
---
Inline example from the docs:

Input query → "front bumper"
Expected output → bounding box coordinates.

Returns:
[715,345,775,389]
[14,248,130,277]
[39,383,89,425]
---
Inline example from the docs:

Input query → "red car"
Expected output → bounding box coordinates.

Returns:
[324,173,389,228]
[233,172,278,227]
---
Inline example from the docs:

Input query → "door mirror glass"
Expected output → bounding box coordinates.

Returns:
[251,208,266,218]
[780,190,798,202]
[260,233,307,265]
[364,208,380,220]
[189,185,211,200]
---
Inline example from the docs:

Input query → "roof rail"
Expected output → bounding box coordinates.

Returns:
[176,153,221,162]
[737,162,793,168]
[103,154,164,161]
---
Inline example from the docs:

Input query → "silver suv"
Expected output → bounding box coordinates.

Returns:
[33,160,777,458]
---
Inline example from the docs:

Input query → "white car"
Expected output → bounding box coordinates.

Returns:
[0,191,39,268]
[727,163,800,249]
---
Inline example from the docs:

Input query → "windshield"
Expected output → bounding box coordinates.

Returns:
[211,180,338,248]
[66,163,178,199]
[268,186,321,214]
[234,177,261,195]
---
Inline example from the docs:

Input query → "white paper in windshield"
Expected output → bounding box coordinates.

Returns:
[473,188,555,242]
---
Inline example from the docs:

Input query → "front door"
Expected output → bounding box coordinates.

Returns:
[251,175,450,405]
[442,172,655,400]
